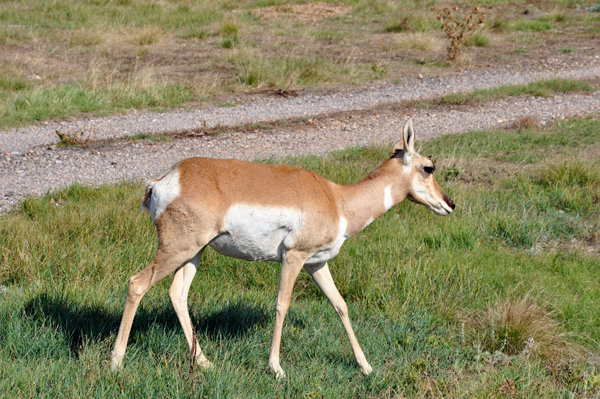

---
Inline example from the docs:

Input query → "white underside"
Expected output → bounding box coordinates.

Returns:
[411,175,452,216]
[209,204,347,264]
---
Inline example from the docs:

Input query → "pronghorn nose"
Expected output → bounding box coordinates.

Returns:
[448,199,455,210]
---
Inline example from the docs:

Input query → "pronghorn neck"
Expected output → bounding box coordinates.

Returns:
[339,159,408,237]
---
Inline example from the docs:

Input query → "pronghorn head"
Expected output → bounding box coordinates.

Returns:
[392,118,455,216]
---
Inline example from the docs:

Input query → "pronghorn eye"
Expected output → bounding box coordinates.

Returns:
[424,166,434,174]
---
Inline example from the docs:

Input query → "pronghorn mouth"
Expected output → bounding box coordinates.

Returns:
[408,195,454,216]
[438,201,454,215]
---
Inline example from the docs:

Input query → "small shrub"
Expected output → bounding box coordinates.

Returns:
[432,6,486,61]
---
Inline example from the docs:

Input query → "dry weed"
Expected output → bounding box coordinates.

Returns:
[432,6,486,61]
[55,125,96,146]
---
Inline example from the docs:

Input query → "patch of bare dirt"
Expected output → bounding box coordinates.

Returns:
[550,234,600,257]
[253,2,352,22]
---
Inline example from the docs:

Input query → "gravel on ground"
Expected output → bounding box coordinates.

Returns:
[1,59,599,214]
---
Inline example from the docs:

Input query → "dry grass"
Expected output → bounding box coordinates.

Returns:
[460,295,576,360]
[253,2,352,22]
[67,28,105,47]
[130,26,164,46]
[395,32,442,51]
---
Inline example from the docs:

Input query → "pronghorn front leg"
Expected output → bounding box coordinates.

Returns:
[268,250,309,378]
[168,250,213,369]
[305,262,373,376]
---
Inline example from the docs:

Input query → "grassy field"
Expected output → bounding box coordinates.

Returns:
[1,117,600,397]
[1,0,600,128]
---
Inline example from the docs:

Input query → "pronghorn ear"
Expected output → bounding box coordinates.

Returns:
[391,140,404,157]
[403,118,416,156]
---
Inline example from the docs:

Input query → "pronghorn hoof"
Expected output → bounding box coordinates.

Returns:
[269,364,286,379]
[198,359,214,369]
[109,353,123,372]
[360,363,373,376]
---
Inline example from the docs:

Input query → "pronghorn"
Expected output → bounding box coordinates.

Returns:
[110,118,454,377]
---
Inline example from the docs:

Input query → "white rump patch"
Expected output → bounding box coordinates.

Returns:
[209,204,304,262]
[149,168,180,222]
[384,186,394,211]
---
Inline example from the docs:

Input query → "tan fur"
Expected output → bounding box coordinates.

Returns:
[110,118,454,378]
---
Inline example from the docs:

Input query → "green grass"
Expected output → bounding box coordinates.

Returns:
[510,19,553,32]
[429,78,595,107]
[0,79,194,129]
[464,32,490,47]
[228,52,363,89]
[1,118,600,397]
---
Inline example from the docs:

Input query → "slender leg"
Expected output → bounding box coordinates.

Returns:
[305,262,373,376]
[268,250,309,378]
[110,245,202,370]
[168,249,212,368]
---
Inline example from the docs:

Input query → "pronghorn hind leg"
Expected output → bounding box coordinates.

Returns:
[268,250,310,378]
[110,244,205,370]
[305,262,372,376]
[168,249,213,369]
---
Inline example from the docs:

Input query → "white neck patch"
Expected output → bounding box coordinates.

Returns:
[384,186,393,211]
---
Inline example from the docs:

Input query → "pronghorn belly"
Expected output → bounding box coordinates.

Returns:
[305,216,348,265]
[209,204,304,262]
